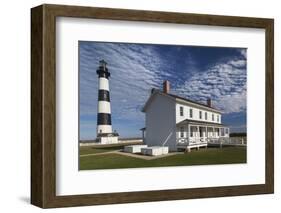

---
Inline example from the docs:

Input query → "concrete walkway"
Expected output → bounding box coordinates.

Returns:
[80,150,182,160]
[117,151,181,160]
[80,150,122,157]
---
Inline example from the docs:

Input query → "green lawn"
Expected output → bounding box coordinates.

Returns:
[79,145,124,155]
[79,146,246,170]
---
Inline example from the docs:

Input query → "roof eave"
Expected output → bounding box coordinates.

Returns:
[176,119,228,127]
[175,98,222,113]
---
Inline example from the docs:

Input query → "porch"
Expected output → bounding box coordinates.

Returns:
[176,120,229,151]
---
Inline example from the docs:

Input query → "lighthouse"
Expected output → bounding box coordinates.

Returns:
[96,60,119,144]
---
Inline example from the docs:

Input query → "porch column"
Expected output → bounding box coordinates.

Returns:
[188,124,190,140]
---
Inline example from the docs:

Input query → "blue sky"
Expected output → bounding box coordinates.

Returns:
[79,41,247,140]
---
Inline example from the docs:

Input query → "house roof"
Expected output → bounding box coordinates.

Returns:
[142,90,222,113]
[176,119,227,127]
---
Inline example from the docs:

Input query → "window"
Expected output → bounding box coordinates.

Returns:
[180,106,184,116]
[180,126,184,138]
[205,112,208,120]
[212,114,214,121]
[207,127,213,137]
[217,115,219,122]
[199,127,203,137]
[225,128,229,134]
[190,127,194,137]
[199,111,202,119]
[221,128,225,136]
[189,108,193,118]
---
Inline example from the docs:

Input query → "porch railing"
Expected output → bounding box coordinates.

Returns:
[177,137,208,146]
[177,137,246,146]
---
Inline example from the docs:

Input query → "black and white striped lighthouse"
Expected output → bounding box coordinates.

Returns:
[96,60,119,143]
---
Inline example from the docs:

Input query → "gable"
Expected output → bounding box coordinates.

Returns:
[142,91,175,112]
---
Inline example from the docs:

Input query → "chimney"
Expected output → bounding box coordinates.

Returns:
[207,98,211,107]
[163,80,170,93]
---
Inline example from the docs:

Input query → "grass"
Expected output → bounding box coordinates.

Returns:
[79,145,124,155]
[79,146,247,170]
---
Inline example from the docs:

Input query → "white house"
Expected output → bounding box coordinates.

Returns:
[142,80,229,152]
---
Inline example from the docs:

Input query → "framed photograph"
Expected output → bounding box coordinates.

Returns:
[31,4,274,208]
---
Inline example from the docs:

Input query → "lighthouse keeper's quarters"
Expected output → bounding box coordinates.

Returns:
[142,81,229,152]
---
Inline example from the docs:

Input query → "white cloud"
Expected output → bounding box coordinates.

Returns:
[239,49,247,59]
[228,59,246,67]
[173,52,247,114]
